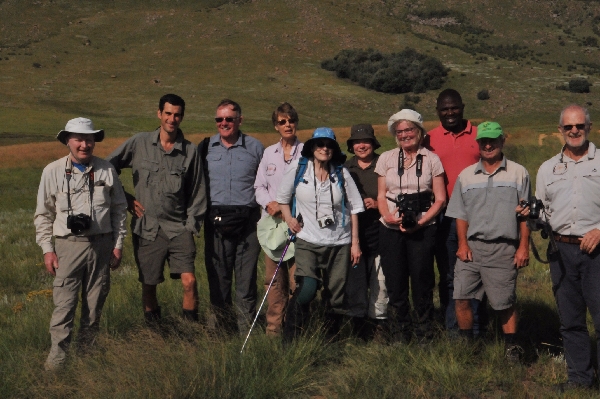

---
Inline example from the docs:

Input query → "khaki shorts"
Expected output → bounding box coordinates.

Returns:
[133,228,196,285]
[453,239,518,311]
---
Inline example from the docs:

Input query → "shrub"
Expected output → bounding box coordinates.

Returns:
[568,78,591,93]
[321,48,448,94]
[477,89,490,100]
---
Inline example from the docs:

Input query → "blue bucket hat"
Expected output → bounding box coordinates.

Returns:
[301,127,346,164]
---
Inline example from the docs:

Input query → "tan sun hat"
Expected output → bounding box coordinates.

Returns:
[57,117,104,144]
[257,215,295,262]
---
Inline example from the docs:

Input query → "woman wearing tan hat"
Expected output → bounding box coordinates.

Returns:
[375,109,446,343]
[254,102,304,336]
[344,124,388,340]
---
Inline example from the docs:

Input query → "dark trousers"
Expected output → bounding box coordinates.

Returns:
[380,224,436,340]
[435,215,488,334]
[550,242,600,387]
[205,208,261,335]
[345,249,378,318]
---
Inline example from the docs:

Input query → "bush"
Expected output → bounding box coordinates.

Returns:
[477,89,490,100]
[321,48,448,94]
[568,78,591,93]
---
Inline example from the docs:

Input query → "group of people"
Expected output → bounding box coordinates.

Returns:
[34,91,600,392]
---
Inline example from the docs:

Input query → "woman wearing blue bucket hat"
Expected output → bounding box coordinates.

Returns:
[277,127,365,342]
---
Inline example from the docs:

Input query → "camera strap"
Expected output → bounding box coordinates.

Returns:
[64,157,94,218]
[313,163,335,222]
[397,149,424,197]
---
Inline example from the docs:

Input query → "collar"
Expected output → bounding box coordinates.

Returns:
[560,141,596,162]
[441,120,474,136]
[211,131,245,148]
[347,153,379,170]
[151,128,184,152]
[474,155,507,175]
[274,138,300,154]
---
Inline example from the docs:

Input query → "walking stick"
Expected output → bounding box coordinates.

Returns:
[240,215,302,353]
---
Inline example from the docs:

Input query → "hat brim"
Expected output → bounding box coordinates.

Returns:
[57,130,104,145]
[301,138,346,164]
[347,138,381,154]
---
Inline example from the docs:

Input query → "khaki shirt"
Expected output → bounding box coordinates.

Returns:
[34,155,128,254]
[107,129,206,240]
[536,142,600,236]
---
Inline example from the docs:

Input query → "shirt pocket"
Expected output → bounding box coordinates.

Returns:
[92,183,111,208]
[56,192,70,213]
[140,159,160,186]
[165,167,185,194]
[234,151,259,175]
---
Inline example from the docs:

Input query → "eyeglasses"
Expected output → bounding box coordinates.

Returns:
[314,139,336,149]
[395,127,417,136]
[277,118,297,126]
[561,124,586,131]
[215,117,239,123]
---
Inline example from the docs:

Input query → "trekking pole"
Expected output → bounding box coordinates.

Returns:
[240,215,302,354]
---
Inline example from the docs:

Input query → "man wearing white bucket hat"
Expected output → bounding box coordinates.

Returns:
[35,117,128,371]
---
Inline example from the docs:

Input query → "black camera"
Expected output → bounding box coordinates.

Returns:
[396,194,418,229]
[67,213,92,234]
[519,197,544,220]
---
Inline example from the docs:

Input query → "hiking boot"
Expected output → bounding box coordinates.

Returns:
[504,343,524,363]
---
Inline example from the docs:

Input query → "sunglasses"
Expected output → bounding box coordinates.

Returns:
[561,124,586,131]
[215,117,239,123]
[314,139,336,149]
[277,118,297,126]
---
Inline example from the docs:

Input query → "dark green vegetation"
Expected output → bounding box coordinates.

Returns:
[321,48,448,93]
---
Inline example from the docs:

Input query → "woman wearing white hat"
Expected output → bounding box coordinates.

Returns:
[375,109,446,343]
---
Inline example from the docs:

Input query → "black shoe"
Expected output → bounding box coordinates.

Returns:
[554,381,594,393]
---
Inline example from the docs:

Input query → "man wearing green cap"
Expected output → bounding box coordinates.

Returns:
[445,121,530,362]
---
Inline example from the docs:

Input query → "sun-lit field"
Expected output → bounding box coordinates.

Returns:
[2,0,600,397]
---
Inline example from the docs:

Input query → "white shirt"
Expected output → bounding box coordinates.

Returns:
[277,159,364,246]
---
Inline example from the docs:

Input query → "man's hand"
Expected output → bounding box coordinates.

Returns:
[109,248,123,270]
[456,243,473,262]
[44,252,59,276]
[580,229,600,254]
[127,197,145,218]
[514,246,529,268]
[363,198,378,210]
[265,201,282,217]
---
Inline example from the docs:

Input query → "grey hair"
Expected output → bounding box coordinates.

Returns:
[559,104,591,126]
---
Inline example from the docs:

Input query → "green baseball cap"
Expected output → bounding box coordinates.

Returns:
[476,121,503,140]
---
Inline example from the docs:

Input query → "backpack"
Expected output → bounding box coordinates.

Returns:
[291,157,348,227]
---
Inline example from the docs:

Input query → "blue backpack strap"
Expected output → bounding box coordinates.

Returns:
[291,157,309,218]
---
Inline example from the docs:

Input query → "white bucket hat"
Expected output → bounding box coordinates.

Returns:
[257,215,295,262]
[57,117,104,144]
[387,109,425,134]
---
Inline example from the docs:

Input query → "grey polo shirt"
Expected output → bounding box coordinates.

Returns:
[536,142,600,236]
[446,156,530,241]
[204,132,264,207]
[106,128,207,241]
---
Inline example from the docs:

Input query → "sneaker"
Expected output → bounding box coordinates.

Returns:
[504,343,524,363]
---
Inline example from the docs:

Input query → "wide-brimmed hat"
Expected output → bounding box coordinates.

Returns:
[300,127,346,164]
[347,124,381,153]
[387,109,425,134]
[476,121,504,140]
[57,117,104,144]
[257,215,295,262]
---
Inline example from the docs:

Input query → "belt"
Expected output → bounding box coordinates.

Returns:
[56,233,111,242]
[553,233,582,245]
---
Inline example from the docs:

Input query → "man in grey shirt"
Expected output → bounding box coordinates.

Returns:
[200,99,264,336]
[107,94,206,324]
[536,104,600,392]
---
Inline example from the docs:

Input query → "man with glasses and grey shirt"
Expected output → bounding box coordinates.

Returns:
[535,104,600,392]
[200,99,264,336]
[35,118,127,371]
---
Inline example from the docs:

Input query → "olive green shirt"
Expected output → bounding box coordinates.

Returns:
[107,128,207,241]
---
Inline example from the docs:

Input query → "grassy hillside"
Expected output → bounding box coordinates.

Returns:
[0,0,598,144]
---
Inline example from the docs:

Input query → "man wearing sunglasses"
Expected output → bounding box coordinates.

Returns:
[535,104,600,392]
[200,99,265,336]
[107,94,206,326]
